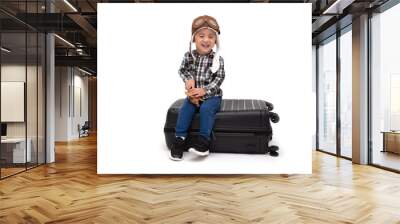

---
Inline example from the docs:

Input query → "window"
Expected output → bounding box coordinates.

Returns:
[371,2,400,171]
[340,28,352,158]
[318,36,337,154]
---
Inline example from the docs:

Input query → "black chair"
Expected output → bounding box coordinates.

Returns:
[79,121,90,138]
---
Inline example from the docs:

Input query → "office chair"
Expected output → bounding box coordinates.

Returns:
[79,121,90,138]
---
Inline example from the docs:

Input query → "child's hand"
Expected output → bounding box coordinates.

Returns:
[187,88,206,97]
[185,91,201,107]
[185,79,195,90]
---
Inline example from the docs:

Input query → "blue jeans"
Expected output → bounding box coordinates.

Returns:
[175,96,222,141]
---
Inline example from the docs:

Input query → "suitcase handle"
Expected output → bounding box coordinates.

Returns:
[265,101,274,111]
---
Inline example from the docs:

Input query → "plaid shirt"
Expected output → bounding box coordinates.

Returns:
[178,50,225,99]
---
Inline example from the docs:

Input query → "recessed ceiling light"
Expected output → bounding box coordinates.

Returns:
[78,67,93,76]
[323,0,355,15]
[63,0,78,12]
[1,47,11,53]
[54,34,75,48]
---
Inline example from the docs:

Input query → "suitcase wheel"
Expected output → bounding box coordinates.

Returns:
[270,112,280,123]
[265,102,274,111]
[268,145,279,157]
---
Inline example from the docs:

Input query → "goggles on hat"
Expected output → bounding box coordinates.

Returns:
[192,16,220,34]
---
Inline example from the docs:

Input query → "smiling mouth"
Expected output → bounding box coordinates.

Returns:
[201,43,210,49]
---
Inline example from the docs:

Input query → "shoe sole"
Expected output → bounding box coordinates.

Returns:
[189,148,209,156]
[169,153,183,161]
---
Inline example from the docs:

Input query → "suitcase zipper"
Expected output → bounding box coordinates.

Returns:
[163,127,270,134]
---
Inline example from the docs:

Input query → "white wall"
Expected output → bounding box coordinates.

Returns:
[1,65,28,141]
[1,65,39,137]
[55,66,89,141]
[71,71,89,138]
[55,66,70,141]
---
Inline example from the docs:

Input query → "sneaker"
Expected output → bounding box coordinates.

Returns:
[169,137,185,161]
[188,135,210,156]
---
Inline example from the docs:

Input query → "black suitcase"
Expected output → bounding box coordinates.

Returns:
[164,99,280,156]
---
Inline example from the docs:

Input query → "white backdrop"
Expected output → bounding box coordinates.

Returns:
[98,3,312,174]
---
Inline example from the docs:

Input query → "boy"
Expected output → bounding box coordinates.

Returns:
[169,15,225,161]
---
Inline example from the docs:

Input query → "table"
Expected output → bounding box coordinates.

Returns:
[1,138,32,163]
[381,131,400,154]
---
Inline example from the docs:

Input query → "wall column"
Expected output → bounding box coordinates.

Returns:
[352,14,369,164]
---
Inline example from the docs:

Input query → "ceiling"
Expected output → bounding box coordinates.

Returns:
[0,0,393,75]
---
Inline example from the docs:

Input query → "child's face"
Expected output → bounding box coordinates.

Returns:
[194,28,216,55]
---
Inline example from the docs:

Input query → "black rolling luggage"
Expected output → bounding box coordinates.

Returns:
[164,99,280,156]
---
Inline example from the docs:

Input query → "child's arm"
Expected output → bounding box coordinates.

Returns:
[178,52,194,84]
[204,56,225,96]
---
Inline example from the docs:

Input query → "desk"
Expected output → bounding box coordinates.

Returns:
[381,131,400,154]
[1,138,31,163]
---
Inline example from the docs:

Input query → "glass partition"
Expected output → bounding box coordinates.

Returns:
[38,32,45,165]
[0,1,46,179]
[27,30,38,169]
[1,31,28,177]
[26,0,44,169]
[317,35,337,155]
